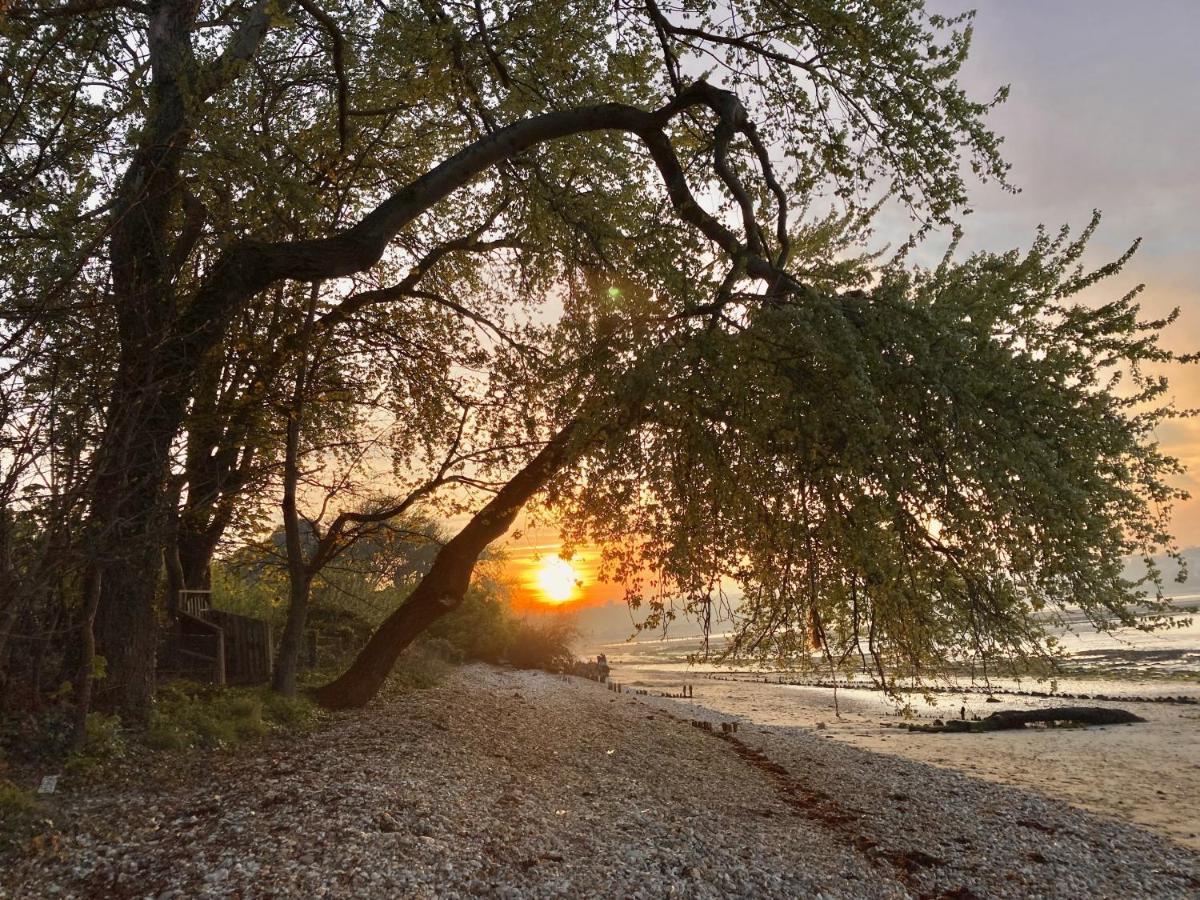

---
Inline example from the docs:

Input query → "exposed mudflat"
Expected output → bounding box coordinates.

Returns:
[3,663,1198,898]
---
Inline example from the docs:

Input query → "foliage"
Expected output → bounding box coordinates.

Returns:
[425,585,520,664]
[145,682,321,751]
[425,574,579,671]
[0,779,40,850]
[0,777,37,815]
[0,0,1191,713]
[214,517,443,629]
[387,643,453,692]
[0,706,75,765]
[503,617,580,672]
[553,216,1194,686]
[65,712,127,773]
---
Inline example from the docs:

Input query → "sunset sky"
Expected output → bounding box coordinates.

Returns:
[504,1,1200,617]
[918,0,1200,541]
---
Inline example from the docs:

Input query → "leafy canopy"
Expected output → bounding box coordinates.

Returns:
[0,1,1190,688]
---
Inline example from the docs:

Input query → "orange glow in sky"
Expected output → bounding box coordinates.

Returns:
[535,557,580,604]
[501,531,622,611]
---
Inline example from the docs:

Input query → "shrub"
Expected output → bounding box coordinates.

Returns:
[427,583,581,672]
[64,711,129,773]
[420,636,464,664]
[388,643,451,691]
[0,778,37,816]
[504,617,579,672]
[146,682,320,750]
[258,690,321,731]
[424,585,514,663]
[0,779,39,849]
[0,708,74,765]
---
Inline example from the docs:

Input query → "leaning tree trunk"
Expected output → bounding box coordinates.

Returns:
[313,423,579,709]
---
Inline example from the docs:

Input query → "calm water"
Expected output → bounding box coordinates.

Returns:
[591,596,1200,718]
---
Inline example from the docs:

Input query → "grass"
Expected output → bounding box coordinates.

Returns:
[144,681,323,751]
[0,778,40,851]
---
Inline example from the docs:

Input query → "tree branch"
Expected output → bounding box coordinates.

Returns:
[2,0,146,19]
[295,0,350,150]
[196,0,284,103]
[173,81,800,383]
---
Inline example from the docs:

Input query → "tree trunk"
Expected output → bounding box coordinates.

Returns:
[313,422,579,709]
[89,1,201,721]
[908,706,1148,733]
[983,706,1146,729]
[0,505,19,683]
[273,573,312,696]
[273,385,311,696]
[177,526,217,593]
[272,287,320,697]
[72,570,103,749]
[89,355,193,720]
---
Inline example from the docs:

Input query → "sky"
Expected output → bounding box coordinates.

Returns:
[503,1,1200,633]
[921,0,1200,539]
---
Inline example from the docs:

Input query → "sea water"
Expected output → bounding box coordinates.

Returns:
[591,595,1200,721]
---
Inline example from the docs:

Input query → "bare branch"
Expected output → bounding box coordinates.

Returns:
[295,0,350,150]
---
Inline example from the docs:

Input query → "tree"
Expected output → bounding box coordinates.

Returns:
[0,1,1188,718]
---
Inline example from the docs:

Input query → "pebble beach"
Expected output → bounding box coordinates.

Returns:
[4,663,1199,898]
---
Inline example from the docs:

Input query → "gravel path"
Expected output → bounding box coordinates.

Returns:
[4,663,1198,899]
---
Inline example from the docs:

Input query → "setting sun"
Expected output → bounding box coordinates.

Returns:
[536,557,579,604]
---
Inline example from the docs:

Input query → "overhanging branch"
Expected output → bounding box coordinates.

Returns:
[173,81,802,378]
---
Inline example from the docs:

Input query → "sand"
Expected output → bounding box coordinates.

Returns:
[618,666,1200,850]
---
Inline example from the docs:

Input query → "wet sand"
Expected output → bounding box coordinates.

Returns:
[618,666,1200,850]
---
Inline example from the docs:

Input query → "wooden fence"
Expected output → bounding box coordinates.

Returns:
[205,609,273,685]
[162,598,273,686]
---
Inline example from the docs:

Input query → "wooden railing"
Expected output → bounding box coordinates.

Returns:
[173,610,226,685]
[205,609,273,685]
[162,593,273,686]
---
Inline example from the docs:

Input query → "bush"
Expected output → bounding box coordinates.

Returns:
[0,778,37,816]
[0,708,74,765]
[424,586,514,663]
[426,583,580,672]
[0,779,39,849]
[504,617,579,672]
[146,681,320,751]
[388,643,451,691]
[420,636,464,664]
[65,711,129,773]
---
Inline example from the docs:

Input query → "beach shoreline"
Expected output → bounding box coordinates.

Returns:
[609,663,1200,852]
[5,663,1198,898]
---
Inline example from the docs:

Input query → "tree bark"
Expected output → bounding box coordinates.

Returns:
[312,422,579,709]
[89,0,201,720]
[72,569,103,749]
[273,387,311,696]
[272,287,322,697]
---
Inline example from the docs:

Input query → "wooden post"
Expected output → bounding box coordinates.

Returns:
[214,628,226,686]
